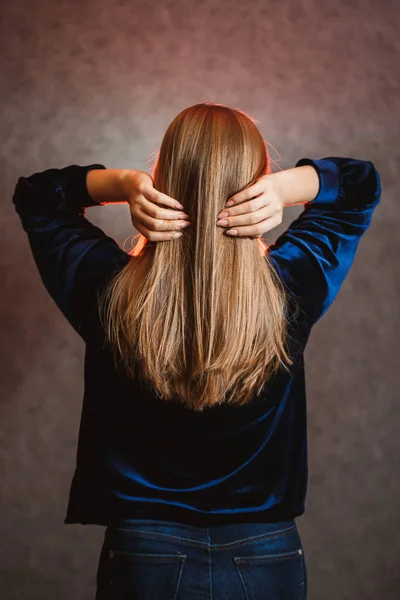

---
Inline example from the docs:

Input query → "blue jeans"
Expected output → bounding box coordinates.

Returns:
[95,518,307,599]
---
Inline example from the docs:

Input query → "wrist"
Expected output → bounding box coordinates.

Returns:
[86,168,131,205]
[273,166,320,207]
[118,169,139,201]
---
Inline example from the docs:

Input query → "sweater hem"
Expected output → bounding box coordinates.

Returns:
[64,504,305,528]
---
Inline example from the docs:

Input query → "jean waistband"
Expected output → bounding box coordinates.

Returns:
[105,518,297,546]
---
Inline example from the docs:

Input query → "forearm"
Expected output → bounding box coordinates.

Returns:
[86,168,133,205]
[273,165,320,207]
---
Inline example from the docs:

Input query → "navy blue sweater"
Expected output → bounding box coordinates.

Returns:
[12,157,381,527]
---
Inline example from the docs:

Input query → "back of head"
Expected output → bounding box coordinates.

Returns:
[98,102,297,412]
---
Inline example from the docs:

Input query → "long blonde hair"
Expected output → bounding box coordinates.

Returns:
[98,102,299,412]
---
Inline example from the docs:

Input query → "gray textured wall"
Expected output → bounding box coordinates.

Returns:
[1,0,399,598]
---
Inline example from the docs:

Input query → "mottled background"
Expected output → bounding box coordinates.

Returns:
[1,0,399,598]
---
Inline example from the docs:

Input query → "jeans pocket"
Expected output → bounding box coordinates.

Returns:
[97,547,187,600]
[233,548,305,600]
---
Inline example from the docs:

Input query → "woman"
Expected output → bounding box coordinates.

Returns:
[12,102,381,599]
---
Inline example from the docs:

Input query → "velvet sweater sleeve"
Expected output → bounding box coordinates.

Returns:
[269,157,381,326]
[11,164,130,342]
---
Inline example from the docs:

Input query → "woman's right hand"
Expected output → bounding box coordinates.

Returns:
[217,173,285,238]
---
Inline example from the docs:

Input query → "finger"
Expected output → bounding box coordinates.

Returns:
[220,193,270,219]
[132,206,190,233]
[136,193,188,221]
[139,186,184,211]
[225,214,282,237]
[218,200,275,226]
[136,223,185,242]
[226,177,268,207]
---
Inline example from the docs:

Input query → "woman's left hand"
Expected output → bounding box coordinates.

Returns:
[119,169,191,242]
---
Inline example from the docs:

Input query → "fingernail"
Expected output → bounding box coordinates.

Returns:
[225,200,234,207]
[226,229,238,235]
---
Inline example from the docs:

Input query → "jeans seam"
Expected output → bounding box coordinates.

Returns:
[234,549,302,562]
[105,523,297,550]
